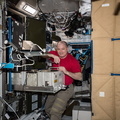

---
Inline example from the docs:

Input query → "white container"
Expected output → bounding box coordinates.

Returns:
[12,72,26,85]
[38,70,65,92]
[27,72,38,86]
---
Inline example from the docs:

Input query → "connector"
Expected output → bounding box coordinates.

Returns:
[0,63,14,69]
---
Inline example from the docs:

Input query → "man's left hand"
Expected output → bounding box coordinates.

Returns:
[58,66,68,75]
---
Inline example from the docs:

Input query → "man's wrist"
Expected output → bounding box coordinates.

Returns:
[66,71,69,75]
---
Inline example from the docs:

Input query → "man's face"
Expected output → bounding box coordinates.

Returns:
[56,43,68,59]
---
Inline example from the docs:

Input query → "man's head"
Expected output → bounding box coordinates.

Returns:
[56,41,68,59]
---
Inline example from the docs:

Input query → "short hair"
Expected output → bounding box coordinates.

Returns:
[57,41,68,47]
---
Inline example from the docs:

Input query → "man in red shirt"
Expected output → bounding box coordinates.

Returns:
[45,41,82,120]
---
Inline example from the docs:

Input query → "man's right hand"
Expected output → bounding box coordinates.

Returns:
[52,55,60,64]
[47,54,60,64]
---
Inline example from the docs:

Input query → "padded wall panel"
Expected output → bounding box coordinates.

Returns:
[113,40,120,73]
[115,76,120,120]
[92,74,115,120]
[115,16,120,38]
[92,0,115,39]
[93,38,113,74]
[114,0,120,38]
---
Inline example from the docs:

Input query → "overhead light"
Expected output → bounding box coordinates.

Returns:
[16,0,38,16]
[22,4,36,15]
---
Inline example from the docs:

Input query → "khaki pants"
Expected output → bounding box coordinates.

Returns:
[45,84,74,120]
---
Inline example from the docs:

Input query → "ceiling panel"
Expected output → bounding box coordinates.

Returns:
[38,0,79,13]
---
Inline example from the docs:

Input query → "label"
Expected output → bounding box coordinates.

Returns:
[102,3,110,7]
[54,79,58,83]
[99,92,105,97]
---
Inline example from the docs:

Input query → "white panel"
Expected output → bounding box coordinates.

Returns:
[0,6,2,96]
[72,106,91,120]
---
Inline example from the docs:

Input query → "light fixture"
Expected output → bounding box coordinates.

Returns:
[16,0,38,17]
[22,4,36,15]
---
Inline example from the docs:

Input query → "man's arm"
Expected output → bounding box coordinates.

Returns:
[66,71,82,81]
[58,67,82,81]
[42,53,60,64]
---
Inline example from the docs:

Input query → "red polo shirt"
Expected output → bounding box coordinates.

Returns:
[49,51,81,85]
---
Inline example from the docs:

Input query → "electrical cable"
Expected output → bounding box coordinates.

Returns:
[0,62,13,69]
[0,96,20,119]
[14,57,35,68]
[9,47,21,62]
[0,45,12,50]
[9,47,35,67]
[30,44,45,53]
